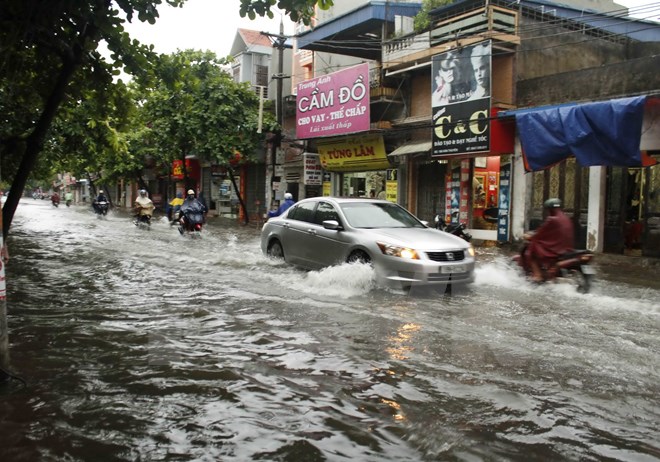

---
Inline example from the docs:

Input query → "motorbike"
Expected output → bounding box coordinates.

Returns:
[134,203,154,230]
[513,242,596,293]
[134,213,152,230]
[51,196,60,207]
[434,213,473,242]
[94,201,109,218]
[178,209,204,237]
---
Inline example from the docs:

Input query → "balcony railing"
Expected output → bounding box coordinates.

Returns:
[383,5,519,71]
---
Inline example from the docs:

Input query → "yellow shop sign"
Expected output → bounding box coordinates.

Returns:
[317,135,391,172]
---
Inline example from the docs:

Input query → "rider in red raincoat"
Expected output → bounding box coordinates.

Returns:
[523,198,574,282]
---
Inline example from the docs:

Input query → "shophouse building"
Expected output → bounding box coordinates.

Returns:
[289,0,659,257]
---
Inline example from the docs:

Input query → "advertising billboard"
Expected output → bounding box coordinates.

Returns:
[296,63,370,139]
[431,41,492,156]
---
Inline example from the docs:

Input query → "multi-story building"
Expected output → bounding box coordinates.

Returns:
[288,0,660,257]
[212,28,294,220]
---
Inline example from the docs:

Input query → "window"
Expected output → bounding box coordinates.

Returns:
[288,201,316,223]
[313,202,340,225]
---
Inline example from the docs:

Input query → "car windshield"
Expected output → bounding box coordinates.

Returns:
[339,202,425,229]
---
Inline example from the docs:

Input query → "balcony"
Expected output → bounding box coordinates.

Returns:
[383,4,519,72]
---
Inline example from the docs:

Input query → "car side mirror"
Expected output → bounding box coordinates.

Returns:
[322,220,342,230]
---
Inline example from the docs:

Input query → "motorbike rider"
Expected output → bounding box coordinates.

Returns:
[64,190,73,206]
[51,191,60,206]
[522,198,575,282]
[134,189,155,222]
[267,192,295,218]
[93,189,108,214]
[167,191,184,223]
[179,189,207,227]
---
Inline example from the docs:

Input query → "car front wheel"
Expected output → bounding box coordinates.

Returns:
[267,239,284,260]
[347,250,371,265]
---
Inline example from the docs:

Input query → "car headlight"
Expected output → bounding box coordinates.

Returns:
[377,242,420,260]
[467,245,475,257]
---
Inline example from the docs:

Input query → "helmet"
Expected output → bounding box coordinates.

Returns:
[543,198,562,209]
[284,192,293,200]
[187,189,195,195]
[99,190,104,194]
[139,189,146,196]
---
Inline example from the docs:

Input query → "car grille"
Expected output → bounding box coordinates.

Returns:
[426,250,465,262]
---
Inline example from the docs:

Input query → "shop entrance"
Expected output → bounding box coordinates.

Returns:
[341,171,387,198]
[605,159,660,257]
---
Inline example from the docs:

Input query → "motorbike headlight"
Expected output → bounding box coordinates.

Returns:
[377,242,419,260]
[467,245,475,257]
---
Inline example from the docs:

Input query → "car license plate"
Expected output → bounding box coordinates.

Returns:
[441,264,466,274]
[581,265,596,275]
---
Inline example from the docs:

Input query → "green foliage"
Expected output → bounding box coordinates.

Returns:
[239,0,333,25]
[414,0,453,33]
[139,50,277,171]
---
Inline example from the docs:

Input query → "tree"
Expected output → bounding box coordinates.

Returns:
[414,0,453,32]
[240,0,333,25]
[0,0,187,238]
[138,50,277,219]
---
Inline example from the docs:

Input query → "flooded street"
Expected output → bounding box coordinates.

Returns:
[1,199,659,461]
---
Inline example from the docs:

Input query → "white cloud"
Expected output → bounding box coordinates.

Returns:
[122,0,296,58]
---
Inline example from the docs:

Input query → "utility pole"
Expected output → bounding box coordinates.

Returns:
[262,20,289,210]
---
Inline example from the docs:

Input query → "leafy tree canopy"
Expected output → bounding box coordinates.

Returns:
[239,0,333,25]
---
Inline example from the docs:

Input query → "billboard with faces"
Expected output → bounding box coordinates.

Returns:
[431,41,492,156]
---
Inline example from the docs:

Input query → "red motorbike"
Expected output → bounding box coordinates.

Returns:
[513,243,596,293]
[178,209,204,237]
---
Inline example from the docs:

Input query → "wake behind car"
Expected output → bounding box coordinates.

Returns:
[261,197,475,290]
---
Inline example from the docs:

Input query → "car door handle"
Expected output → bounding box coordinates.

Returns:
[307,229,317,235]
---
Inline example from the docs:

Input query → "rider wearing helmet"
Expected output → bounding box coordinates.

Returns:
[180,189,207,224]
[93,189,108,214]
[267,192,296,218]
[523,198,575,282]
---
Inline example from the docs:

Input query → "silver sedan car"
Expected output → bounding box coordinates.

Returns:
[261,197,475,289]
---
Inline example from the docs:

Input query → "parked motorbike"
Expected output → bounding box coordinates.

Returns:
[513,242,596,293]
[94,201,109,218]
[178,209,204,237]
[434,213,472,242]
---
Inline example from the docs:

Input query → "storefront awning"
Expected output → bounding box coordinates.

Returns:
[389,140,432,157]
[502,96,652,171]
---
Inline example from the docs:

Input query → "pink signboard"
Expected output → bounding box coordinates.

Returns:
[296,63,370,139]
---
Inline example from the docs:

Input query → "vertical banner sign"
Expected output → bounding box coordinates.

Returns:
[445,171,453,223]
[450,166,461,223]
[385,169,398,202]
[322,172,332,196]
[431,40,492,157]
[498,161,512,242]
[303,153,322,186]
[460,160,470,224]
[296,63,370,139]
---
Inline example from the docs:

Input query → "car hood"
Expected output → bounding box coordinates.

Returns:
[366,227,468,250]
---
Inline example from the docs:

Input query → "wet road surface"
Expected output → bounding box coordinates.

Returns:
[1,199,659,461]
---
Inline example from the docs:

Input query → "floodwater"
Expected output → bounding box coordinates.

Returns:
[1,199,659,461]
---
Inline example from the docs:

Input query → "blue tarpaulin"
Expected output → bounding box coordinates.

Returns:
[514,96,647,171]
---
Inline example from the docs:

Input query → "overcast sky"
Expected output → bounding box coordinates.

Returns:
[121,0,658,59]
[122,0,295,59]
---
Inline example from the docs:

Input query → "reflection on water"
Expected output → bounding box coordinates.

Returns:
[1,200,659,461]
